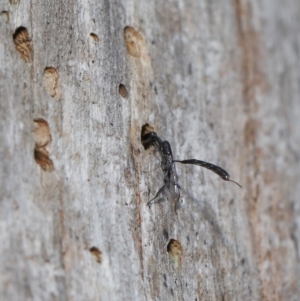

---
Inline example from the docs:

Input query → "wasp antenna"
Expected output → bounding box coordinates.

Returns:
[227,179,242,188]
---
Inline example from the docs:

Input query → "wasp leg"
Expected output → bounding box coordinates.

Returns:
[147,182,168,207]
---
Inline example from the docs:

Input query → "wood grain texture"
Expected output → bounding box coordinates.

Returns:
[1,0,300,300]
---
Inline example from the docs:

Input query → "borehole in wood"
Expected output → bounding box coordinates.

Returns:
[13,26,32,62]
[167,239,183,269]
[89,247,102,263]
[34,148,54,172]
[32,118,51,148]
[32,118,54,172]
[0,11,9,22]
[141,123,155,149]
[118,84,128,98]
[141,123,155,136]
[43,67,59,97]
[124,26,143,57]
[90,33,99,42]
[9,0,19,5]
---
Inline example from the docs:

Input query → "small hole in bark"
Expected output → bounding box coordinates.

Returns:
[32,119,54,172]
[13,26,32,62]
[89,247,102,263]
[0,11,9,22]
[43,67,59,97]
[90,33,99,42]
[167,239,183,269]
[34,149,54,172]
[141,123,155,135]
[141,123,155,150]
[119,84,128,98]
[124,26,143,57]
[32,118,51,148]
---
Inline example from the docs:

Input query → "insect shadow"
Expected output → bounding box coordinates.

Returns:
[141,123,242,209]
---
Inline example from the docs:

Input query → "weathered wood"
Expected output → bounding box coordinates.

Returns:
[1,0,300,300]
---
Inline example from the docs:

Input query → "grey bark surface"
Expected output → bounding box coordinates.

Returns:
[1,0,300,300]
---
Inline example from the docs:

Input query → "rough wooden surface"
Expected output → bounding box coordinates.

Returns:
[1,0,300,300]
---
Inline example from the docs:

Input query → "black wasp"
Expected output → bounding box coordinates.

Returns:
[141,124,242,208]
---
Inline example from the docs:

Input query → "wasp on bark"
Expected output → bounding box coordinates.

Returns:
[141,124,241,208]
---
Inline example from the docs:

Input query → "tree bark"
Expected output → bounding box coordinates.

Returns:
[1,0,300,300]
